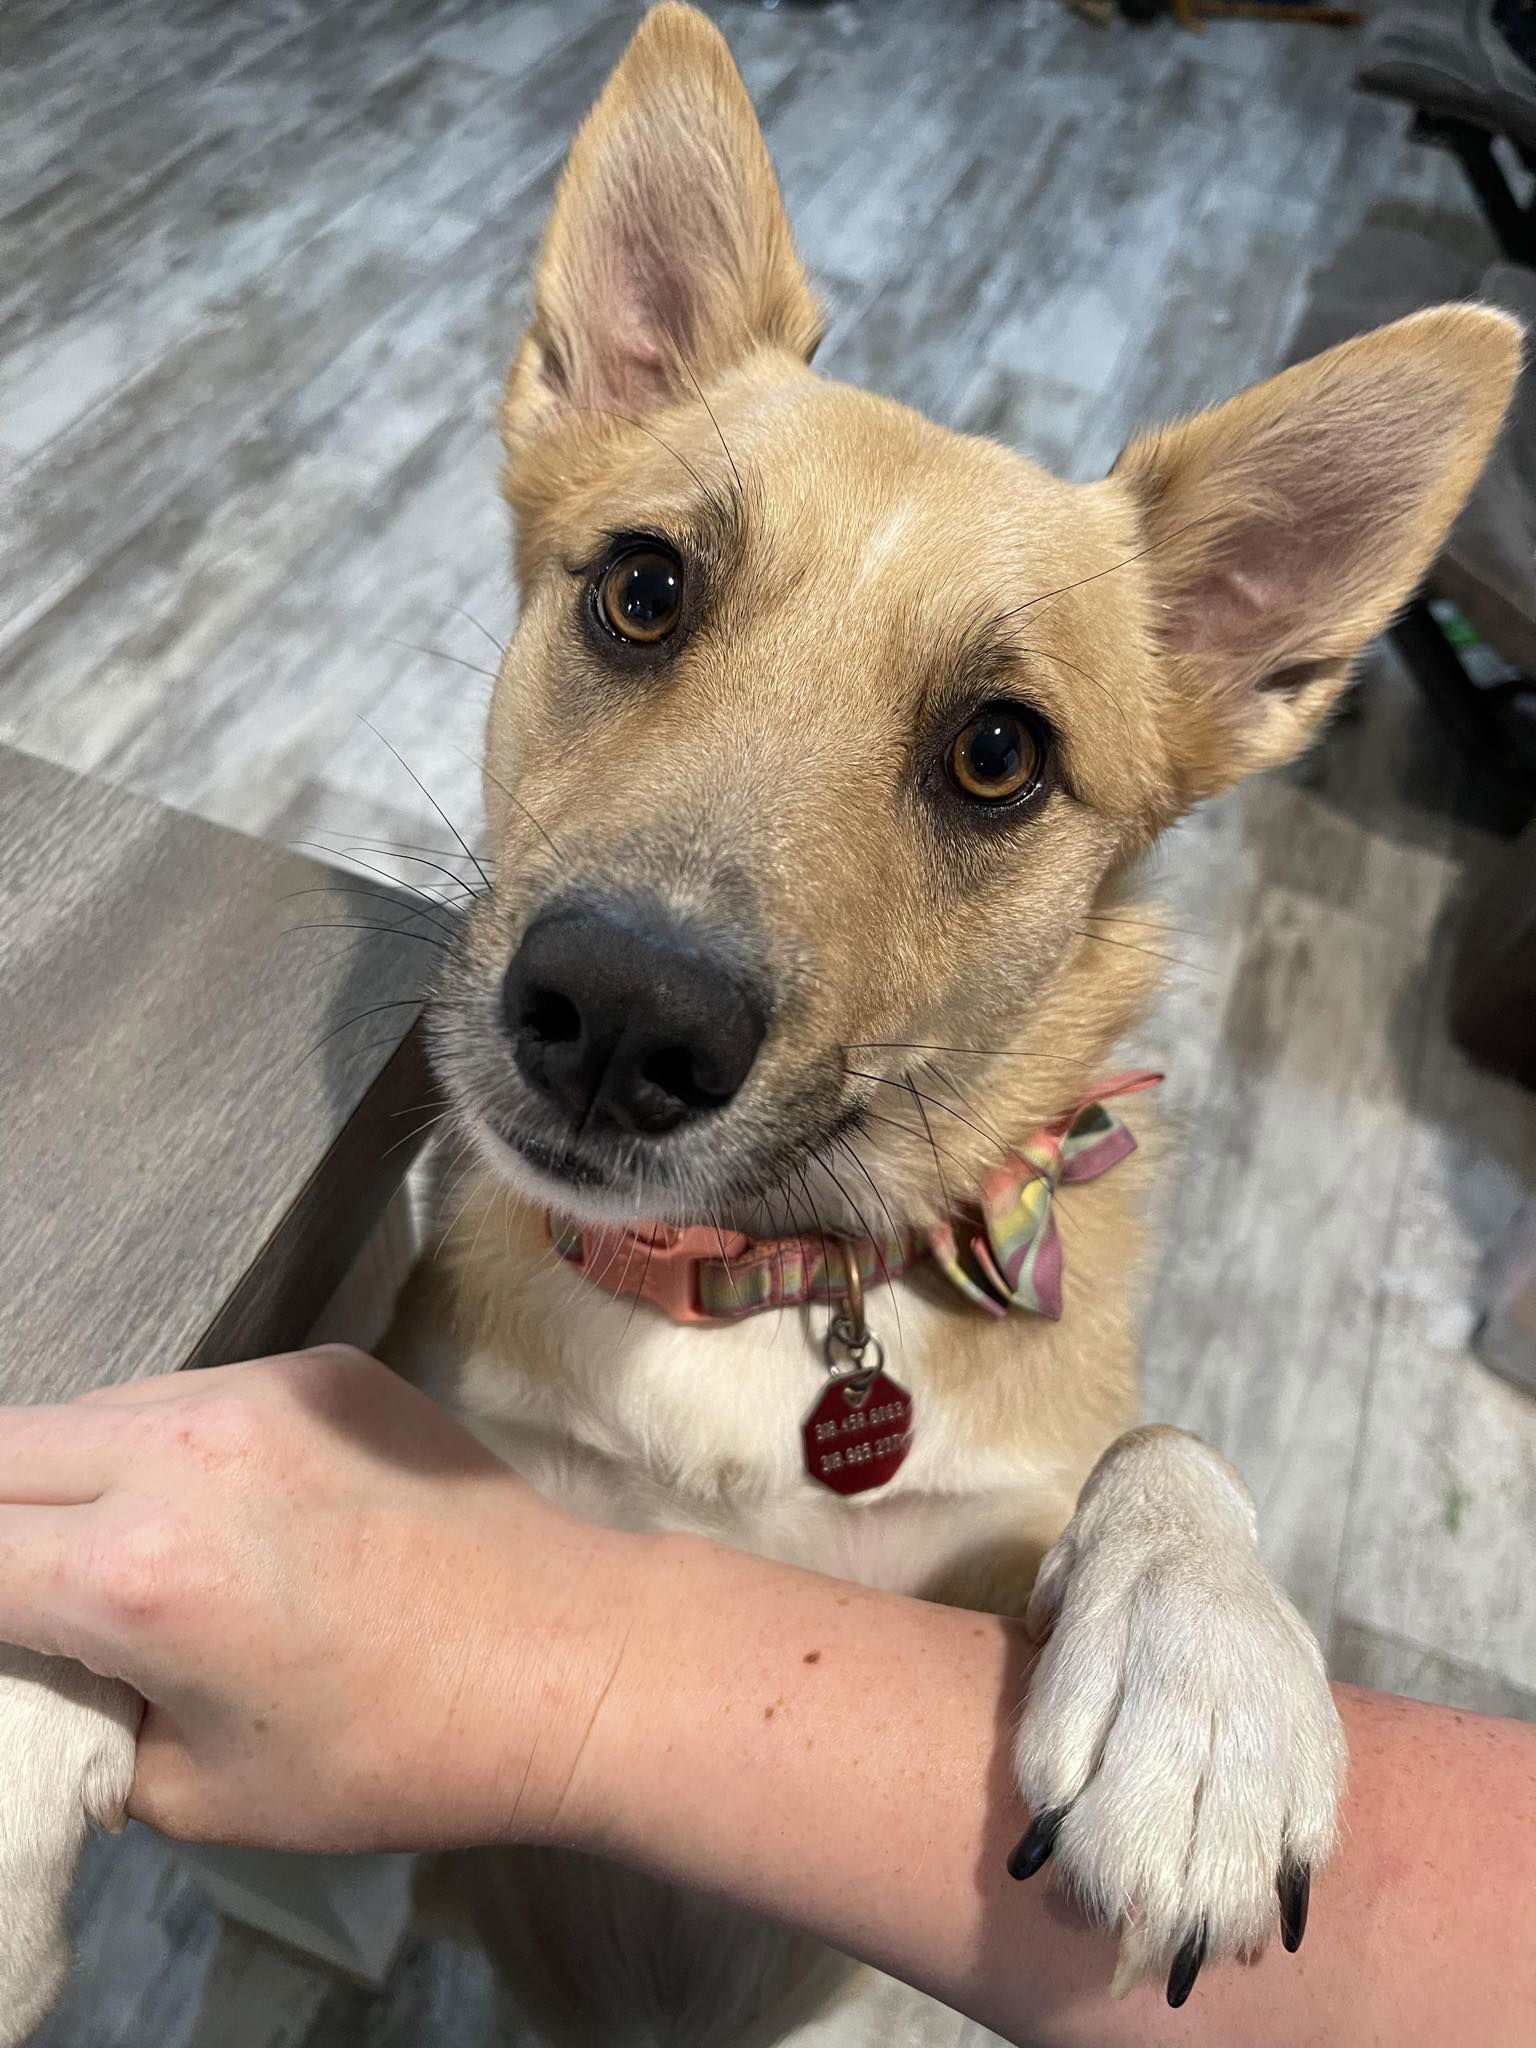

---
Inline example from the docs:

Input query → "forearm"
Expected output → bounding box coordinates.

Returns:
[555,1533,1536,2048]
[15,1354,1527,2046]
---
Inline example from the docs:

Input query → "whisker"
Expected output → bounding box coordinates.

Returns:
[451,604,507,660]
[464,1173,504,1277]
[380,1106,454,1164]
[834,1134,911,1342]
[600,1163,651,1330]
[849,1069,1026,1163]
[278,885,462,946]
[856,1104,974,1177]
[591,1189,650,1291]
[1084,911,1209,942]
[289,840,471,909]
[924,1060,1017,1155]
[842,1039,1100,1064]
[926,1061,1095,1238]
[904,1076,954,1220]
[791,1159,838,1316]
[618,1217,661,1351]
[834,1132,910,1254]
[1016,643,1137,752]
[710,1215,744,1313]
[299,996,435,1063]
[903,1078,1012,1157]
[812,1144,902,1348]
[320,843,481,905]
[305,831,494,870]
[576,401,719,503]
[456,745,562,863]
[426,1148,490,1269]
[281,919,452,952]
[1073,928,1214,975]
[990,514,1218,631]
[389,639,499,684]
[314,1029,428,1070]
[678,353,744,497]
[432,1137,498,1267]
[359,716,495,899]
[766,1174,797,1352]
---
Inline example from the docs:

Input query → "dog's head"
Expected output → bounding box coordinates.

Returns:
[433,3,1518,1235]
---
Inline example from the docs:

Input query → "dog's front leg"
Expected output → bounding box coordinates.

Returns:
[1011,1426,1345,2003]
[0,1648,138,2043]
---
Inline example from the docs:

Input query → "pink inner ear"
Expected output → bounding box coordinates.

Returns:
[590,309,680,413]
[1153,366,1458,685]
[1175,560,1281,656]
[549,217,699,414]
[1170,438,1447,683]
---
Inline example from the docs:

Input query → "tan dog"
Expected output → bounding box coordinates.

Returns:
[0,4,1516,2045]
[374,4,1520,2041]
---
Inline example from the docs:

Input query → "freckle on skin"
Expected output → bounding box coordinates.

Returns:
[836,1595,850,1607]
[803,1650,821,1664]
[764,1706,775,1721]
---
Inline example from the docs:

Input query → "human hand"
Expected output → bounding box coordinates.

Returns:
[0,1347,637,1854]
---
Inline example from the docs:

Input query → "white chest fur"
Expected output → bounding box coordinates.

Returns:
[410,1260,1079,1600]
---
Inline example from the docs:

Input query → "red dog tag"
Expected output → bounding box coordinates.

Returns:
[802,1369,914,1495]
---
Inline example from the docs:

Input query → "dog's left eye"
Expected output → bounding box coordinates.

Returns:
[596,546,684,644]
[948,705,1045,804]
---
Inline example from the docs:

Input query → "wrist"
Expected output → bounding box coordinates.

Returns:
[533,1526,698,1856]
[523,1527,1040,1995]
[452,1500,680,1855]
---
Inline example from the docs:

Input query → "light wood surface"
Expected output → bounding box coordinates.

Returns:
[4,1,1533,2042]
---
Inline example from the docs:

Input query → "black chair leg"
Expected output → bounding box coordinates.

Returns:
[1389,597,1534,831]
[1408,112,1536,264]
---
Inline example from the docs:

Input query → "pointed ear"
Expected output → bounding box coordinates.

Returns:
[1113,305,1523,797]
[504,2,819,451]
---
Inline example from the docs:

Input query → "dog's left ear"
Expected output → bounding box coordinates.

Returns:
[504,2,819,455]
[1114,305,1522,798]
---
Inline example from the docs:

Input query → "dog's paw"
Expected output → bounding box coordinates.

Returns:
[1010,1427,1344,2006]
[0,1648,139,2045]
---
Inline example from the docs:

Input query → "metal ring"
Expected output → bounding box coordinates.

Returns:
[824,1318,884,1382]
[836,1238,866,1349]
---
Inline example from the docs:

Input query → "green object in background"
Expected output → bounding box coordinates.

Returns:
[1429,598,1526,688]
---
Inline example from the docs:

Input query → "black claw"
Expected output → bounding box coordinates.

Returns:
[1279,1862,1310,1954]
[1166,1924,1207,2009]
[1007,1805,1067,1880]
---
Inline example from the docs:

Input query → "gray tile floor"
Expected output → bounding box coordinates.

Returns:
[4,0,1535,2041]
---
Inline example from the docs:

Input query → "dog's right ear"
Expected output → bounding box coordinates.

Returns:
[504,3,819,456]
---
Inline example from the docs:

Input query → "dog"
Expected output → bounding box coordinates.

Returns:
[0,6,1518,2044]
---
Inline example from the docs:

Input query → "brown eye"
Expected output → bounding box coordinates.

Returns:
[948,705,1044,804]
[597,546,683,644]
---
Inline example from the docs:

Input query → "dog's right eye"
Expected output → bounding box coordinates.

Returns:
[596,546,684,645]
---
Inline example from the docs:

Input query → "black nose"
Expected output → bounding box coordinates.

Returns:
[502,906,767,1136]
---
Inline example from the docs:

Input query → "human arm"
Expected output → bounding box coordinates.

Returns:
[573,1536,1535,2048]
[0,1347,1529,2048]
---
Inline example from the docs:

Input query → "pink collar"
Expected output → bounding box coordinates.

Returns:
[550,1071,1160,1326]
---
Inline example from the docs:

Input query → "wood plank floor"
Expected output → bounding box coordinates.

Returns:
[4,1,1534,2041]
